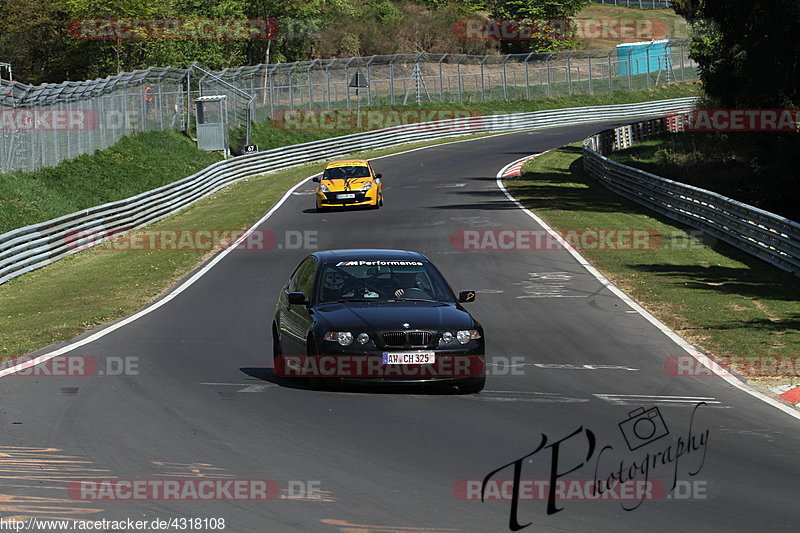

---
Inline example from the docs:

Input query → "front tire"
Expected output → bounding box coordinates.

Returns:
[272,323,281,359]
[459,376,485,394]
[306,336,328,390]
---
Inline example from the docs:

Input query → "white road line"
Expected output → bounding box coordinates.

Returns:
[496,154,800,422]
[594,394,722,406]
[515,363,640,371]
[598,394,716,399]
[200,383,273,392]
[237,385,270,393]
[200,383,255,386]
[465,390,590,403]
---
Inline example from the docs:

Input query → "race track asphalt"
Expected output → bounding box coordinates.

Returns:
[3,121,799,532]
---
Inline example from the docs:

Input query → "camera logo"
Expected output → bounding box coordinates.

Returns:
[618,406,670,451]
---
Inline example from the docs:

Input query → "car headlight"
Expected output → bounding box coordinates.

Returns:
[324,331,353,346]
[319,184,330,193]
[441,331,454,344]
[357,333,370,344]
[361,181,373,191]
[456,330,481,344]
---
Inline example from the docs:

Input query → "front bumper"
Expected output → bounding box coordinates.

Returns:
[316,188,378,208]
[275,344,485,385]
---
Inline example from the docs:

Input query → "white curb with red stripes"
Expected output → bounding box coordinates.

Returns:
[501,152,545,178]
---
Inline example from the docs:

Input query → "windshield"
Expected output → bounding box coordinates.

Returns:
[323,165,371,180]
[317,261,455,303]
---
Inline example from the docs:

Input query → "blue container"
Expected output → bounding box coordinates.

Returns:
[617,40,671,76]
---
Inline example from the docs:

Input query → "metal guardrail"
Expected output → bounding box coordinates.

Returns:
[0,97,696,286]
[587,0,673,8]
[583,118,800,276]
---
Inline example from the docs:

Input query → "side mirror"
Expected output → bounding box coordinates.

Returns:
[287,292,307,305]
[458,290,476,303]
[312,177,320,182]
[375,173,382,179]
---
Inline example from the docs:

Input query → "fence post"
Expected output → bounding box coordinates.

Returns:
[366,56,375,106]
[501,56,508,101]
[186,68,191,133]
[480,55,487,101]
[627,48,633,91]
[456,56,463,103]
[269,63,278,117]
[680,41,686,80]
[344,57,355,110]
[288,64,294,108]
[158,76,165,130]
[325,62,332,110]
[307,61,316,109]
[524,52,533,100]
[438,54,446,102]
[566,52,574,94]
[389,55,397,105]
[546,54,552,97]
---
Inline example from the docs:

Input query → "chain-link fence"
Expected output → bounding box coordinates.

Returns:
[0,67,188,173]
[236,42,695,122]
[0,40,695,174]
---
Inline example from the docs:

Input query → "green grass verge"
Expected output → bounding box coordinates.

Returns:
[508,144,800,387]
[0,131,222,235]
[0,132,496,359]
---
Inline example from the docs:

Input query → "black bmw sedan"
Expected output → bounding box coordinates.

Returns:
[272,249,485,393]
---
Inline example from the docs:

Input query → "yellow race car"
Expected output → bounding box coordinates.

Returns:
[313,160,383,212]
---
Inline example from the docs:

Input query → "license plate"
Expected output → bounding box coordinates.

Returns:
[336,193,355,199]
[382,352,435,365]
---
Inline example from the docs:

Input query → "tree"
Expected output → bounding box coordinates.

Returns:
[481,0,588,53]
[0,0,73,83]
[674,0,800,108]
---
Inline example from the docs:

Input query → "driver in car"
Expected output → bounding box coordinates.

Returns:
[393,272,422,298]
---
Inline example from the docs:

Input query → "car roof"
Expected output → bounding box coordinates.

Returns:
[314,249,429,264]
[325,160,370,168]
